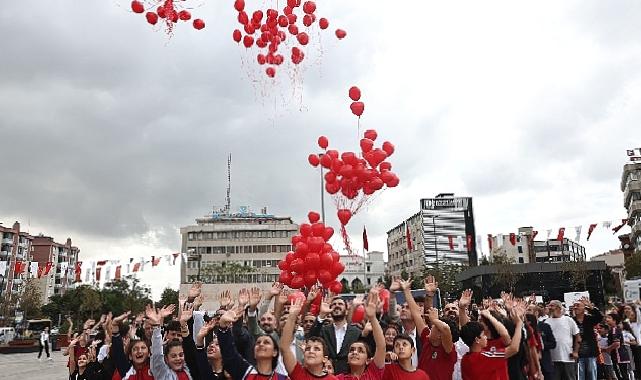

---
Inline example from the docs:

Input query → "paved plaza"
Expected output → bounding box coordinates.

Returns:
[0,351,69,380]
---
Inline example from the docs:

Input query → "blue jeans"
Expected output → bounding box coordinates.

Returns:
[578,357,597,380]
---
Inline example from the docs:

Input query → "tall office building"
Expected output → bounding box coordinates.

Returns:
[179,207,298,311]
[621,159,641,254]
[387,193,477,277]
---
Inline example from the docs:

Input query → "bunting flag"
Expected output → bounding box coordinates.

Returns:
[14,261,23,274]
[104,265,113,281]
[587,224,597,241]
[448,235,454,250]
[497,234,504,248]
[95,267,102,282]
[60,262,69,275]
[405,222,413,251]
[172,253,180,265]
[457,236,464,251]
[74,262,83,282]
[574,226,582,242]
[115,265,122,280]
[532,230,539,240]
[467,235,473,253]
[29,261,38,277]
[546,229,552,239]
[37,265,44,279]
[602,221,612,229]
[181,253,188,263]
[509,233,516,246]
[0,261,6,276]
[557,228,565,242]
[44,261,53,275]
[152,256,161,267]
[84,262,92,283]
[132,262,141,272]
[612,219,628,234]
[487,234,494,251]
[362,226,369,252]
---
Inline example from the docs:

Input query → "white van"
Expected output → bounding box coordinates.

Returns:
[0,327,16,344]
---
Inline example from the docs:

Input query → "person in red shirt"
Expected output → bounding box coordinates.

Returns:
[337,288,386,380]
[282,297,338,380]
[382,335,430,380]
[399,277,456,380]
[460,308,524,380]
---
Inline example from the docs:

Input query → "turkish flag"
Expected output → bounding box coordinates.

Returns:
[75,262,83,282]
[405,223,413,251]
[509,233,516,246]
[363,226,369,252]
[37,266,44,279]
[557,228,565,242]
[466,235,473,253]
[532,230,539,240]
[612,219,628,234]
[152,257,161,267]
[133,262,141,272]
[487,234,493,251]
[115,265,122,280]
[44,261,53,275]
[14,261,23,274]
[172,253,180,265]
[587,224,597,240]
[448,236,454,250]
[95,267,101,282]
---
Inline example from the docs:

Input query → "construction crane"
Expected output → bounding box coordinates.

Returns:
[224,154,231,215]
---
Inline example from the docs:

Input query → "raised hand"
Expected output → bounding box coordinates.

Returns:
[365,288,379,320]
[197,319,216,343]
[219,290,232,310]
[180,303,194,323]
[289,297,304,317]
[269,282,283,298]
[249,287,262,309]
[459,289,473,309]
[320,294,332,316]
[145,304,162,325]
[352,294,365,307]
[399,277,413,291]
[389,275,402,292]
[424,275,438,293]
[159,304,176,319]
[238,288,250,307]
[306,285,320,305]
[193,295,204,310]
[113,311,131,325]
[219,309,237,329]
[189,282,202,299]
[426,307,439,322]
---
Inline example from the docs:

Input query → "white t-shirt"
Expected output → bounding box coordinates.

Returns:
[598,335,612,365]
[40,331,49,344]
[452,338,469,380]
[545,316,579,363]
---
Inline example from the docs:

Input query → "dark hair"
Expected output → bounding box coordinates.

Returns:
[480,311,500,339]
[166,321,182,332]
[126,339,150,359]
[608,313,621,324]
[255,334,280,370]
[330,296,346,305]
[350,339,373,358]
[525,314,539,335]
[460,321,483,347]
[305,336,329,357]
[164,339,183,357]
[440,318,460,343]
[393,333,414,348]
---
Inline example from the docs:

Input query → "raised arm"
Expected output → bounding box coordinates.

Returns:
[216,309,250,380]
[147,304,176,378]
[480,309,511,346]
[427,307,453,354]
[505,306,524,358]
[68,337,80,374]
[387,277,402,323]
[365,288,386,368]
[458,289,473,328]
[280,297,304,375]
[400,277,427,333]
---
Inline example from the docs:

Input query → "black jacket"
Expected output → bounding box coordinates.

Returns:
[308,319,362,374]
[538,321,557,374]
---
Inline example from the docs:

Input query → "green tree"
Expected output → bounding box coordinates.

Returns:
[625,254,641,279]
[560,260,590,290]
[79,286,102,319]
[200,262,256,283]
[426,262,464,300]
[157,287,179,308]
[490,249,522,292]
[20,278,43,319]
[340,278,351,293]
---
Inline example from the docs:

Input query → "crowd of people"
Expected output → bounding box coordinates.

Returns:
[56,276,641,380]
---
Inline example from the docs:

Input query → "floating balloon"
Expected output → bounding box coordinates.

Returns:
[318,136,329,149]
[337,209,352,225]
[193,19,205,30]
[131,1,145,13]
[349,86,361,101]
[335,29,347,39]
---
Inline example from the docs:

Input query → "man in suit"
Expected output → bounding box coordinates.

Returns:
[308,296,362,374]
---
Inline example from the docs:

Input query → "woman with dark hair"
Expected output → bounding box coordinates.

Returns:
[384,325,399,363]
[524,314,543,380]
[216,308,286,380]
[623,303,641,378]
[195,319,225,380]
[146,304,194,380]
[110,311,154,380]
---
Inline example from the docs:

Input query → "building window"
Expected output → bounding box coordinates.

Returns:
[517,246,523,254]
[518,257,524,264]
[367,265,371,272]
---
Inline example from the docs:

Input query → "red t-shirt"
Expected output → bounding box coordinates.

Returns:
[292,362,338,380]
[461,350,508,380]
[484,339,508,380]
[382,363,430,380]
[336,362,385,380]
[417,327,456,380]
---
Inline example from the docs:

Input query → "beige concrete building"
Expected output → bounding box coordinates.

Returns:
[621,162,641,254]
[179,208,298,311]
[31,235,80,304]
[387,212,423,278]
[490,227,586,264]
[338,251,386,291]
[0,222,33,304]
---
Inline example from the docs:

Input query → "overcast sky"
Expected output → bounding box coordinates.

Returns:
[1,0,639,299]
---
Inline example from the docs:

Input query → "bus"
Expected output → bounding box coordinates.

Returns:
[22,319,52,339]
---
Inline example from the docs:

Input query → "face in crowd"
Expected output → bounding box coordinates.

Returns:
[128,340,150,367]
[260,312,277,334]
[254,335,279,365]
[207,336,221,361]
[392,336,415,361]
[347,341,370,368]
[302,313,316,334]
[304,338,327,368]
[330,298,347,321]
[164,342,185,371]
[384,326,398,348]
[442,303,459,321]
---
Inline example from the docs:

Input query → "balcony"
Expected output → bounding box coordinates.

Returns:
[0,251,9,258]
[633,222,641,239]
[624,181,641,209]
[629,200,641,220]
[1,238,13,245]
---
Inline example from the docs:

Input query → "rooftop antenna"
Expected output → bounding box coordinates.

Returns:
[224,154,232,215]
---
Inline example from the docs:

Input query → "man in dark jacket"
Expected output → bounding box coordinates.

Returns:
[307,296,362,374]
[573,298,603,380]
[528,304,556,380]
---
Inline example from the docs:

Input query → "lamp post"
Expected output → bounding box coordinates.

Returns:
[318,153,326,222]
[430,215,439,269]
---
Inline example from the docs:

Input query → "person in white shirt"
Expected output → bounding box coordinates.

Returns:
[38,326,52,361]
[545,300,580,380]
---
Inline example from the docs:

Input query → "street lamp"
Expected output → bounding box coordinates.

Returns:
[318,153,326,222]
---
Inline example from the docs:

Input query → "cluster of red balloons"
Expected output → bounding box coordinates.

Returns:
[131,0,205,30]
[277,211,345,294]
[307,130,399,226]
[231,0,346,78]
[348,86,365,117]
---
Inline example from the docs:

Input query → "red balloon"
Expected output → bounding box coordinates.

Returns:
[337,209,352,225]
[325,182,340,194]
[318,269,333,284]
[305,252,321,268]
[290,258,305,273]
[382,141,395,156]
[278,260,290,270]
[379,289,390,312]
[307,237,324,253]
[252,10,263,22]
[329,281,343,293]
[303,1,316,14]
[335,29,347,39]
[193,19,205,30]
[131,1,145,14]
[319,253,334,269]
[287,0,298,7]
[387,174,400,187]
[238,11,249,25]
[331,159,343,173]
[179,10,191,21]
[266,67,276,78]
[360,138,374,153]
[287,13,297,24]
[295,242,308,256]
[330,261,345,276]
[234,0,245,12]
[279,270,292,285]
[379,162,392,171]
[291,275,305,289]
[244,24,255,35]
[243,35,254,48]
[320,154,333,169]
[308,211,321,223]
[318,135,329,149]
[330,250,340,263]
[352,305,365,324]
[380,170,395,185]
[297,32,309,45]
[285,251,295,263]
[364,129,378,141]
[300,223,312,237]
[303,271,318,287]
[288,290,306,304]
[349,86,361,101]
[350,101,364,117]
[283,6,293,15]
[308,154,320,167]
[278,15,289,27]
[257,54,266,65]
[339,164,353,178]
[288,24,299,36]
[324,171,336,184]
[319,17,329,29]
[341,152,358,165]
[311,222,325,236]
[302,14,313,27]
[145,12,158,25]
[323,226,334,240]
[321,243,333,253]
[156,6,166,18]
